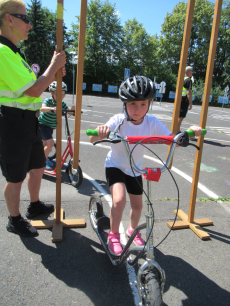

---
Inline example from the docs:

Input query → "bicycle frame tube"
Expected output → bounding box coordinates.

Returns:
[146,180,154,260]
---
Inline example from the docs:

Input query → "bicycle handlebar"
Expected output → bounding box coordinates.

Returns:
[86,128,207,175]
[62,109,75,113]
[86,129,206,138]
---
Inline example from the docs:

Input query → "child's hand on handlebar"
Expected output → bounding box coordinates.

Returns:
[97,125,110,140]
[187,126,203,137]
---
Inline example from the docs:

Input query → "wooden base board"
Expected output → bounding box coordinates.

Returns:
[30,209,86,242]
[167,209,213,240]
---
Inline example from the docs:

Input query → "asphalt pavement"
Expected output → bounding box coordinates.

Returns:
[0,93,229,306]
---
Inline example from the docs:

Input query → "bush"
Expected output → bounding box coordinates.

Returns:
[194,79,225,105]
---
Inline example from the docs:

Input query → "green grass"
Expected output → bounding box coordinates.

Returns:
[198,197,230,202]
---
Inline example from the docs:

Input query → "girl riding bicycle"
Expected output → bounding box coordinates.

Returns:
[89,75,202,256]
[38,81,75,170]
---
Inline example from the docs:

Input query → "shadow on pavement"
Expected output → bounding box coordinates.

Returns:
[20,230,135,306]
[191,138,230,147]
[20,229,230,306]
[203,228,230,245]
[154,248,230,306]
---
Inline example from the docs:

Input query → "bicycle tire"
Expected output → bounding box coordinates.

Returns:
[89,196,104,230]
[67,159,83,188]
[141,270,162,306]
[48,143,56,161]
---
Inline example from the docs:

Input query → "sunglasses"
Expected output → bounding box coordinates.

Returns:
[10,14,30,24]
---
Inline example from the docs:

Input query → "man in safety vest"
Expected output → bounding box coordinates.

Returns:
[177,66,193,133]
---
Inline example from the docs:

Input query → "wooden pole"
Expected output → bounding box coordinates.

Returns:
[167,0,222,239]
[30,0,86,241]
[73,0,87,169]
[167,0,195,168]
[188,0,222,223]
[55,0,64,225]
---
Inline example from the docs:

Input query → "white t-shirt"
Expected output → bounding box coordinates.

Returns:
[105,114,171,176]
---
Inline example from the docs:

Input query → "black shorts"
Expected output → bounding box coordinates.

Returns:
[0,109,46,183]
[179,96,189,118]
[39,124,54,141]
[105,167,143,195]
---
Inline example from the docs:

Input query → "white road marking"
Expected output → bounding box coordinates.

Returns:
[79,141,219,199]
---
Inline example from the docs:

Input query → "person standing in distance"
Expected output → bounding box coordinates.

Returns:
[0,0,66,237]
[177,66,193,133]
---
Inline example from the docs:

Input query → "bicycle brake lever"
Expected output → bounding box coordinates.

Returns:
[93,132,122,145]
[178,132,200,150]
[108,132,122,143]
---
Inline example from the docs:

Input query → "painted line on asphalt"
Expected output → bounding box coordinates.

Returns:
[79,141,219,199]
[83,172,140,306]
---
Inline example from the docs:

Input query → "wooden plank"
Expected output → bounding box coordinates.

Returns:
[189,223,210,240]
[167,220,190,229]
[31,220,55,228]
[73,0,87,169]
[52,223,63,242]
[188,0,222,223]
[193,218,213,226]
[174,209,188,221]
[62,219,86,227]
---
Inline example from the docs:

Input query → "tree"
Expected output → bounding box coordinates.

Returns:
[215,0,230,87]
[69,0,124,87]
[19,0,73,91]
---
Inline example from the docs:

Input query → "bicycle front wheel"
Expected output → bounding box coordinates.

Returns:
[67,159,83,188]
[141,270,162,306]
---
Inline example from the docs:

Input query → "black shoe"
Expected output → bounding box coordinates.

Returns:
[26,201,54,219]
[6,216,38,237]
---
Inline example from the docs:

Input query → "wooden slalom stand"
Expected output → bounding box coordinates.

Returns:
[31,0,87,242]
[167,0,222,240]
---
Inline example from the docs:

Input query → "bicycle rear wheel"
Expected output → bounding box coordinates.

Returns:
[67,159,83,188]
[141,270,162,306]
[48,143,56,160]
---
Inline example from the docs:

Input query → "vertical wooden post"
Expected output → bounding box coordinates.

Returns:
[55,0,64,224]
[169,0,195,136]
[30,0,86,240]
[188,0,222,223]
[73,0,87,169]
[167,0,195,168]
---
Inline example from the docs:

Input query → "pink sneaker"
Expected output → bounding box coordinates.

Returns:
[126,225,145,246]
[107,232,122,256]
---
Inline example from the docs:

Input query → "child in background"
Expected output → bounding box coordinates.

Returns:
[38,81,75,170]
[89,75,202,256]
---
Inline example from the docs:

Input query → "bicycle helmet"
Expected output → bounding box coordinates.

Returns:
[119,76,156,121]
[119,76,156,103]
[49,81,68,92]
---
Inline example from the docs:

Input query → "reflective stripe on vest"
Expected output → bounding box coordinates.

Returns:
[0,100,42,111]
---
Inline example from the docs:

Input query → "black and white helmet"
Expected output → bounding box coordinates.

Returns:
[119,76,156,103]
[49,81,68,92]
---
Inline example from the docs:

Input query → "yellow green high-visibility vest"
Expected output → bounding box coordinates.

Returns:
[182,76,194,98]
[0,41,42,110]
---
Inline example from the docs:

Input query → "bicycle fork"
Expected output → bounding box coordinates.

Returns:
[137,180,166,301]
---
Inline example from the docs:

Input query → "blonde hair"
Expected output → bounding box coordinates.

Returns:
[0,0,25,27]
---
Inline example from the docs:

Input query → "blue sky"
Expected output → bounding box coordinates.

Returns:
[26,0,216,36]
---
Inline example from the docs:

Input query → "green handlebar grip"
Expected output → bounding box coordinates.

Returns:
[186,129,207,137]
[86,129,111,138]
[86,129,98,136]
